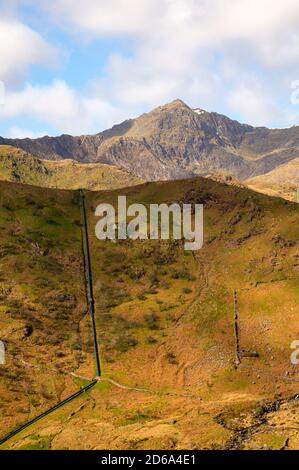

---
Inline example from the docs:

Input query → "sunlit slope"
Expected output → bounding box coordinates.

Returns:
[0,182,96,438]
[0,145,142,190]
[246,157,299,202]
[86,178,298,395]
[0,177,298,450]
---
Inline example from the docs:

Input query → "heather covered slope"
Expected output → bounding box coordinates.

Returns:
[2,100,299,183]
[0,145,142,191]
[87,179,299,395]
[0,178,298,450]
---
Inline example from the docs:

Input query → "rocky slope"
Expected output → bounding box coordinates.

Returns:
[1,99,299,182]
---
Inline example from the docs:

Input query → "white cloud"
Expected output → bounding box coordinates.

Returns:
[7,126,48,139]
[44,0,299,67]
[0,80,124,135]
[0,18,58,83]
[226,81,282,126]
[44,0,162,36]
[2,0,299,133]
[39,0,299,125]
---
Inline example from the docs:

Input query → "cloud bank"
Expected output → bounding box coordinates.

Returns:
[1,0,299,136]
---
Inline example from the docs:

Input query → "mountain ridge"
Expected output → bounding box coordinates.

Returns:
[0,144,143,191]
[1,99,299,182]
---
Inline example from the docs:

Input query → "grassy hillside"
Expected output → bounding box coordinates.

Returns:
[0,145,142,190]
[247,157,299,202]
[0,182,98,438]
[0,178,298,450]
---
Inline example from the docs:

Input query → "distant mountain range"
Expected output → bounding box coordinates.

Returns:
[0,99,298,191]
[1,175,298,449]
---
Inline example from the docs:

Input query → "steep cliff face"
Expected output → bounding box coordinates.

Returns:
[0,134,102,163]
[1,99,299,181]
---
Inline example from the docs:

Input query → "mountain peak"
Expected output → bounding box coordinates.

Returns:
[161,98,189,110]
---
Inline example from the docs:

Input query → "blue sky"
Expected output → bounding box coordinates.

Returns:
[1,0,299,138]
